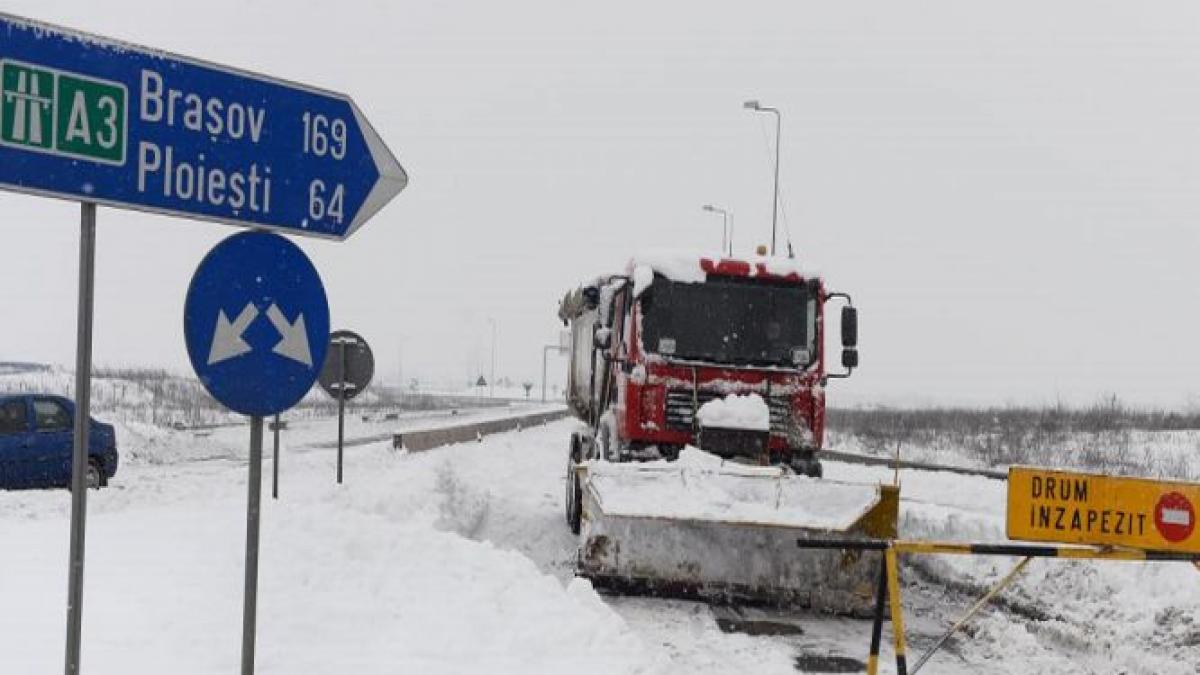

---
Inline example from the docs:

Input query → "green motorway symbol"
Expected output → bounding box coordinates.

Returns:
[1,60,126,164]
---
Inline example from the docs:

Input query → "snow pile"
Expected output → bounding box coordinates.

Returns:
[631,249,708,295]
[591,446,783,478]
[824,461,1200,674]
[696,393,770,432]
[588,448,879,528]
[640,446,784,476]
[632,264,655,297]
[0,431,659,675]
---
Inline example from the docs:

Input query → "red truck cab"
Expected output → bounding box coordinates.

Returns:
[566,252,857,477]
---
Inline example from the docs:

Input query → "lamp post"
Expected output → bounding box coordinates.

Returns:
[395,334,407,409]
[542,344,565,402]
[702,204,732,256]
[542,330,570,402]
[744,100,781,256]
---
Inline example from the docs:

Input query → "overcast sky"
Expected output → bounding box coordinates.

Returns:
[3,1,1200,408]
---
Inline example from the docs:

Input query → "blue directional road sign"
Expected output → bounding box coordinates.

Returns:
[0,13,406,240]
[184,231,330,416]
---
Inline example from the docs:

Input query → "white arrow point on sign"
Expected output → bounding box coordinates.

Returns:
[341,100,409,240]
[266,304,313,367]
[208,303,259,365]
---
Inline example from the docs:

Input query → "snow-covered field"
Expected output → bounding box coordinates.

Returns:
[1,415,1197,673]
[827,427,1200,482]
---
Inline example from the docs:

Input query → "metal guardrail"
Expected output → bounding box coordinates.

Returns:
[392,409,570,453]
[822,450,1008,481]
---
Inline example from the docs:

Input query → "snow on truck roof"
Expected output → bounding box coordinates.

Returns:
[630,250,819,296]
[560,251,821,318]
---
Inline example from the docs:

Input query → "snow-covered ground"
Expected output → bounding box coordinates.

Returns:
[823,461,1200,674]
[0,416,1197,673]
[0,417,656,674]
[827,427,1200,482]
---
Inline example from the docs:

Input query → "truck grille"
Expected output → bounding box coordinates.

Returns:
[664,389,792,435]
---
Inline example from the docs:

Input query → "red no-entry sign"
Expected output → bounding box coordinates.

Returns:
[1154,492,1196,543]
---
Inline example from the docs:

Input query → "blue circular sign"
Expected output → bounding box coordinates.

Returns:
[184,231,330,416]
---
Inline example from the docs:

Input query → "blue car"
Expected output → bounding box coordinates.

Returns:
[0,394,118,490]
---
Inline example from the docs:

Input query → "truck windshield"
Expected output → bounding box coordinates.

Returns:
[639,274,816,367]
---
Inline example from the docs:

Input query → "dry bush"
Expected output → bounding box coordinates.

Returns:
[88,367,508,427]
[828,396,1198,476]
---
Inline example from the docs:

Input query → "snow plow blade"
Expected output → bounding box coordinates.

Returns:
[576,457,899,616]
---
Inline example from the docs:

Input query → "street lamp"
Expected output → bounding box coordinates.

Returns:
[702,204,732,256]
[542,331,570,402]
[744,99,781,256]
[395,334,407,408]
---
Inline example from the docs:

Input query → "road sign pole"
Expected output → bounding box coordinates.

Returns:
[272,415,280,500]
[183,233,329,675]
[337,342,346,484]
[241,416,264,675]
[319,331,373,461]
[64,201,96,675]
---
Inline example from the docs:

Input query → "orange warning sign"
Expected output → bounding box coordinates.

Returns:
[1007,467,1200,553]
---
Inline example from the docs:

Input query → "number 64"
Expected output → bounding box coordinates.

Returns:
[308,180,345,224]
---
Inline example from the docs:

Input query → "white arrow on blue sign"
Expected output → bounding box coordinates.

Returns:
[0,13,406,240]
[184,231,330,417]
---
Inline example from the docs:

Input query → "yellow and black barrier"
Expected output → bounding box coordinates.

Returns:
[797,537,1200,675]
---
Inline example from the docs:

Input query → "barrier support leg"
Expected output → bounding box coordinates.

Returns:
[909,556,1032,674]
[867,555,888,675]
[885,546,908,675]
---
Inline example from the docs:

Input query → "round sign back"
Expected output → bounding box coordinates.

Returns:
[184,231,330,417]
[319,330,374,401]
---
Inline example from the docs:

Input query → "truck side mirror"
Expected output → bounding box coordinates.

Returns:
[842,348,859,369]
[824,293,858,381]
[841,306,858,347]
[582,286,601,310]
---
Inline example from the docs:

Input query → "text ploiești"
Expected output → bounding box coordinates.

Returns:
[135,69,272,214]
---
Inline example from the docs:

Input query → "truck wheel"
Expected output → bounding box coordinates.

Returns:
[85,460,103,490]
[790,455,823,479]
[800,460,823,479]
[565,436,583,534]
[808,460,823,479]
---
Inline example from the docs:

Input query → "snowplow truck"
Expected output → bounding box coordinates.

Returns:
[558,252,899,614]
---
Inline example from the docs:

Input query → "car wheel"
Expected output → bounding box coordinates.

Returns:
[85,460,103,490]
[565,436,583,534]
